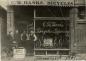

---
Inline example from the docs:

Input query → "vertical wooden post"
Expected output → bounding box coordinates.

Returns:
[7,6,15,37]
[34,8,36,55]
[34,8,36,33]
[45,50,47,55]
[0,17,2,59]
[85,0,86,19]
[70,7,79,53]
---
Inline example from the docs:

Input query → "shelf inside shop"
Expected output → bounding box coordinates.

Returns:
[34,17,71,20]
[34,48,70,51]
[35,31,70,33]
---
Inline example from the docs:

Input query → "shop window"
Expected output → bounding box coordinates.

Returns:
[34,20,70,55]
[35,20,70,49]
[36,7,70,17]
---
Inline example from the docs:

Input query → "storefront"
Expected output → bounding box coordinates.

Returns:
[7,0,86,57]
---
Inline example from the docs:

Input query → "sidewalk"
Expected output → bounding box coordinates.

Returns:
[1,54,86,61]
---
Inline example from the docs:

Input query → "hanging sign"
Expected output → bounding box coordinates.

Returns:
[8,0,74,6]
[13,47,26,59]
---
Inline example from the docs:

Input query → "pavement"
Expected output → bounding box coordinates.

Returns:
[1,56,34,61]
[1,54,86,61]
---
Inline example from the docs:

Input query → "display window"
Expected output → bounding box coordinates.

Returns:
[35,20,70,49]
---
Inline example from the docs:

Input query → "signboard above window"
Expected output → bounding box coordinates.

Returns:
[8,0,74,6]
